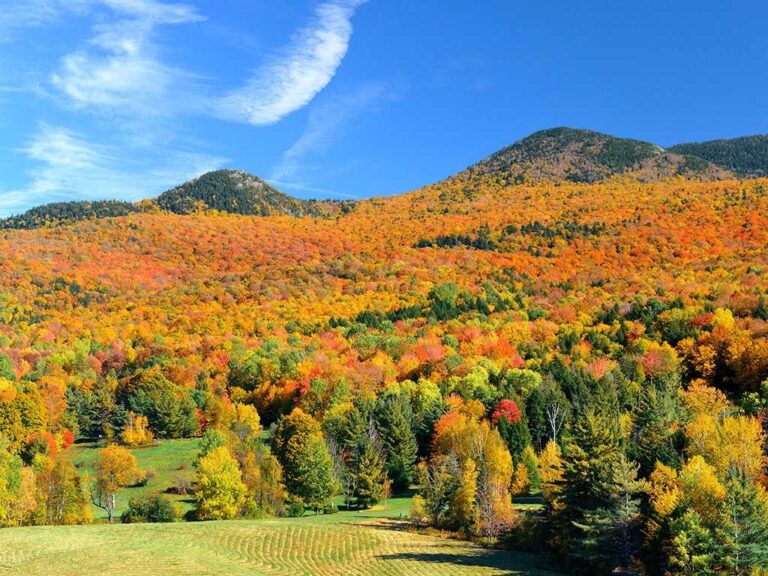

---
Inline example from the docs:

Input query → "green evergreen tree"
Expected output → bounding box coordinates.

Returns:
[632,375,684,475]
[375,392,418,490]
[609,455,645,572]
[720,470,768,574]
[557,409,623,570]
[497,416,532,464]
[354,440,386,509]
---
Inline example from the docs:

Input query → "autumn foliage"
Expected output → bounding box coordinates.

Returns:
[0,174,768,573]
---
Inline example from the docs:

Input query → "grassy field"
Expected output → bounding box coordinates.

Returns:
[67,439,200,519]
[0,440,564,575]
[0,510,563,576]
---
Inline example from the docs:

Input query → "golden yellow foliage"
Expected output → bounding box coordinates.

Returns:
[679,455,726,524]
[121,412,154,447]
[538,440,563,507]
[648,462,680,518]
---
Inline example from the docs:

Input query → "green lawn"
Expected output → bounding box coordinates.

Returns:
[67,438,200,519]
[2,440,566,575]
[0,516,563,576]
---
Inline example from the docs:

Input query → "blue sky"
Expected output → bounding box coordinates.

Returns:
[0,0,766,216]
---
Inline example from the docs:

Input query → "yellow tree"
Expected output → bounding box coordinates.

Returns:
[196,446,246,520]
[91,444,140,523]
[121,412,154,447]
[538,440,564,509]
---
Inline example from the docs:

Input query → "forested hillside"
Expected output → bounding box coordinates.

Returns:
[669,134,768,177]
[4,128,768,231]
[156,169,330,217]
[0,169,343,230]
[0,200,145,230]
[1,141,768,575]
[465,127,733,184]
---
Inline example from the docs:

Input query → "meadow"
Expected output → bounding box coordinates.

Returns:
[66,439,200,519]
[0,498,560,576]
[0,440,560,576]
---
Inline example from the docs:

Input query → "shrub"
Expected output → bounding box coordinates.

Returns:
[122,495,181,523]
[322,503,338,515]
[173,474,192,495]
[135,468,157,487]
[287,500,305,518]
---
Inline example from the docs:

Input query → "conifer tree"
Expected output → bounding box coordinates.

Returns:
[497,416,532,464]
[354,440,385,509]
[375,392,418,491]
[609,454,645,572]
[720,470,768,574]
[558,409,623,569]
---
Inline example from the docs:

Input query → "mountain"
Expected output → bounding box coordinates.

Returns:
[464,127,733,184]
[156,170,325,217]
[2,128,762,231]
[0,170,341,230]
[0,200,144,230]
[668,134,768,177]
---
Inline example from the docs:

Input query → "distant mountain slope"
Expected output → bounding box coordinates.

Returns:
[156,170,324,217]
[0,170,344,230]
[465,127,732,184]
[0,200,144,230]
[2,128,762,230]
[669,134,768,177]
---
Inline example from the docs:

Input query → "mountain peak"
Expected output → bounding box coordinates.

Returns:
[466,127,730,184]
[155,170,322,217]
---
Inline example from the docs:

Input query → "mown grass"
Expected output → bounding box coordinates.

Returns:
[0,517,563,576]
[2,440,565,575]
[66,438,199,519]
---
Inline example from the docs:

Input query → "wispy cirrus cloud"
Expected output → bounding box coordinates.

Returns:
[0,124,227,216]
[271,81,395,197]
[216,0,368,126]
[0,0,85,39]
[51,0,203,118]
[0,0,374,214]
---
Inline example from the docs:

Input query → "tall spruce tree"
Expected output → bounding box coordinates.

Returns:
[354,440,386,509]
[558,409,623,571]
[720,470,768,574]
[497,416,532,464]
[375,392,418,490]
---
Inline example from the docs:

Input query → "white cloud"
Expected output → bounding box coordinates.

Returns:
[50,1,202,117]
[11,0,367,126]
[271,82,393,197]
[216,0,368,126]
[0,0,82,39]
[0,0,375,213]
[0,125,227,217]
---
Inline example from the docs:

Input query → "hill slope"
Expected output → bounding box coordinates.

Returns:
[156,169,325,217]
[0,200,144,230]
[1,127,762,231]
[0,516,560,576]
[0,170,336,229]
[465,127,732,184]
[669,134,768,177]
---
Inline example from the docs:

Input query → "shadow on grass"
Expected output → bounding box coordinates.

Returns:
[365,520,562,575]
[338,519,412,532]
[376,550,556,576]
